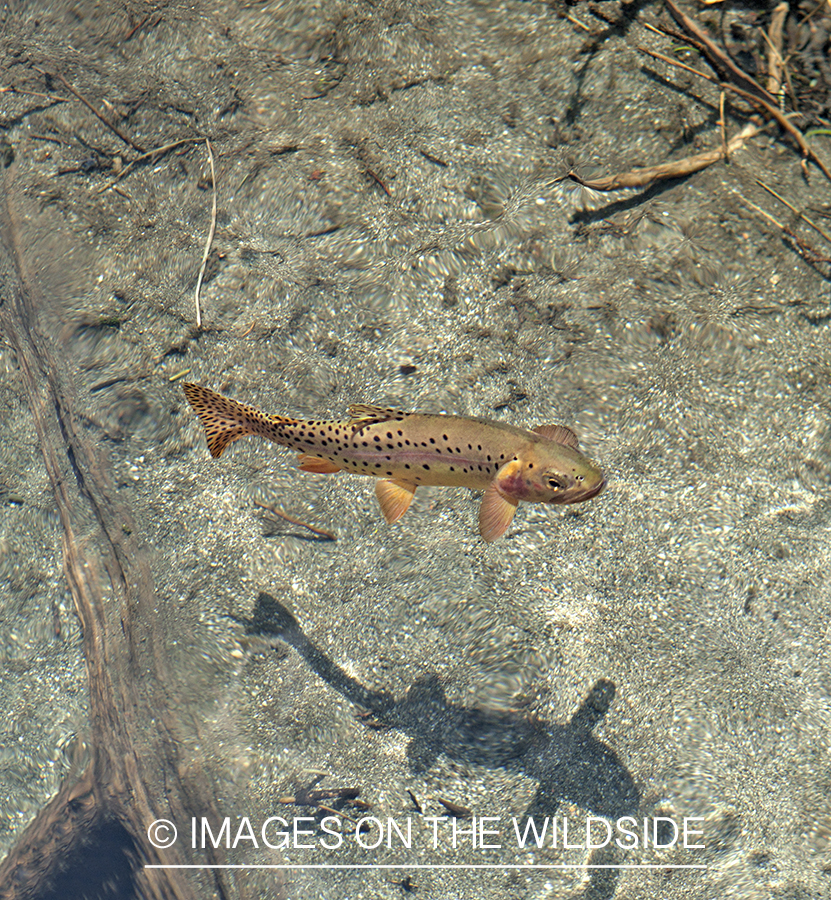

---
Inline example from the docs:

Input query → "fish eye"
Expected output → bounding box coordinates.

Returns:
[576,475,584,482]
[547,476,565,490]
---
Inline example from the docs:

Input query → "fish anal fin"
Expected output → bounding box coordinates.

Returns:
[535,423,579,449]
[297,454,342,474]
[479,481,519,542]
[375,478,417,524]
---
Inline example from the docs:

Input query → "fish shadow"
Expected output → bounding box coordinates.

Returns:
[235,592,640,822]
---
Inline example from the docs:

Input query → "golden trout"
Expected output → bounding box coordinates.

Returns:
[183,383,605,541]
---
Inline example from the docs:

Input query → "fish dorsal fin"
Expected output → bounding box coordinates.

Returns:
[297,454,342,474]
[348,403,406,422]
[479,479,519,542]
[375,479,417,523]
[534,423,579,449]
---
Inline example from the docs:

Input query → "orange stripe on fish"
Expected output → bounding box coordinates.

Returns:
[182,383,605,541]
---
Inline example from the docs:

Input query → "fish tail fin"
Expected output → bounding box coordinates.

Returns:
[182,383,299,458]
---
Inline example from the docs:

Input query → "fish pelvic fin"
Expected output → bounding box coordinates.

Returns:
[479,481,519,541]
[183,383,299,459]
[375,478,417,523]
[297,454,342,474]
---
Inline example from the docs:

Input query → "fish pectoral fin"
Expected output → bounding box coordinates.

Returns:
[534,423,579,449]
[297,454,342,474]
[375,478,417,524]
[479,482,519,542]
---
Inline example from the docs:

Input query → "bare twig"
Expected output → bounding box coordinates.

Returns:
[639,44,831,181]
[736,189,831,267]
[567,121,762,191]
[98,138,201,193]
[765,3,789,98]
[0,85,70,104]
[194,139,216,330]
[365,166,391,196]
[719,90,728,159]
[756,179,831,244]
[35,68,146,153]
[663,0,777,107]
[727,82,831,181]
[253,499,337,541]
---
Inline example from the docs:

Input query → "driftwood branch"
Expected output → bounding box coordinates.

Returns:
[567,121,762,191]
[0,163,270,900]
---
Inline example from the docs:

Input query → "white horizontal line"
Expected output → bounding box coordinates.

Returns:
[145,864,707,870]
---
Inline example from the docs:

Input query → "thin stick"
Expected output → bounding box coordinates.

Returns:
[663,0,777,107]
[734,190,787,230]
[98,138,200,193]
[39,69,146,153]
[194,139,216,330]
[737,190,830,265]
[253,500,337,541]
[0,85,70,103]
[639,45,831,181]
[727,82,831,181]
[756,179,831,244]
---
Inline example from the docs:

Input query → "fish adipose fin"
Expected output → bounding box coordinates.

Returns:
[375,479,417,523]
[297,454,342,474]
[479,481,519,542]
[534,423,579,449]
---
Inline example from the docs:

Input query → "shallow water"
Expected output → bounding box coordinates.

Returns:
[1,1,830,898]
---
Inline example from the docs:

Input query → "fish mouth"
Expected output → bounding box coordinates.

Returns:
[583,476,606,500]
[557,476,605,504]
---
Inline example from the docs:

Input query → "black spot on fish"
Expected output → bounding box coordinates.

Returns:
[405,440,411,446]
[487,454,491,461]
[397,430,403,436]
[375,463,382,468]
[404,463,410,469]
[374,436,381,442]
[528,463,533,469]
[398,441,403,447]
[449,466,455,472]
[362,441,368,447]
[387,432,393,439]
[429,437,435,444]
[443,434,449,441]
[422,464,430,470]
[385,471,392,476]
[468,444,472,450]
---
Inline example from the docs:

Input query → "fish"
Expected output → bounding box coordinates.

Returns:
[182,383,605,541]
